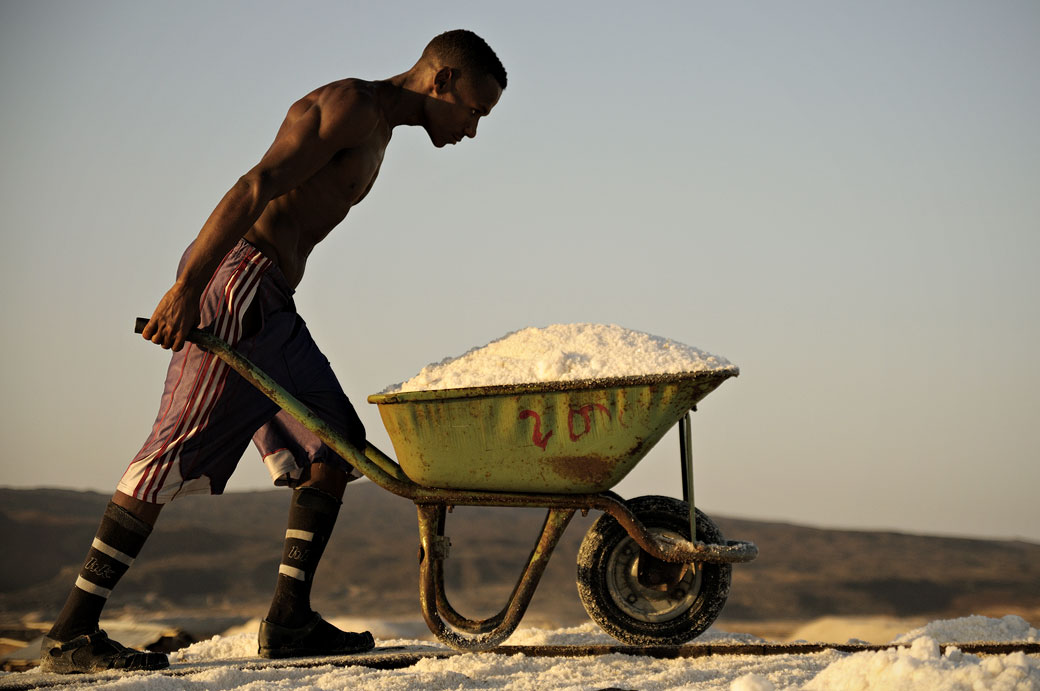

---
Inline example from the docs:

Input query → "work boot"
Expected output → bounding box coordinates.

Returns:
[38,630,169,674]
[258,612,374,658]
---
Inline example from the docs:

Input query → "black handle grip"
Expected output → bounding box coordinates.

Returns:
[135,317,150,334]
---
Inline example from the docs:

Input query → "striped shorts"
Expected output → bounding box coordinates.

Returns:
[118,239,365,504]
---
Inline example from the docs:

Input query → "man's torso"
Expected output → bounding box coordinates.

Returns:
[244,79,391,288]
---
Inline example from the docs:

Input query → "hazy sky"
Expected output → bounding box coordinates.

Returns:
[2,1,1037,542]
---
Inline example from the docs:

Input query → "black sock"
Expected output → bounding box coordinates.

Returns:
[266,487,341,628]
[48,502,153,641]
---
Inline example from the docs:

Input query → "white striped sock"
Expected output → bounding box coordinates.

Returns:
[75,576,112,599]
[91,538,135,567]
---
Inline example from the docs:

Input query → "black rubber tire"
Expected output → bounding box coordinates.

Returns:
[576,495,732,645]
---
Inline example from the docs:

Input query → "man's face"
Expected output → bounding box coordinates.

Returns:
[424,70,503,148]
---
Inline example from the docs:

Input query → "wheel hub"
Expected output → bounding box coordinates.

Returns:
[637,551,689,591]
[605,528,702,623]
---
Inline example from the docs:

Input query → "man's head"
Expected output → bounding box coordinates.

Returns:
[423,30,507,92]
[418,30,506,147]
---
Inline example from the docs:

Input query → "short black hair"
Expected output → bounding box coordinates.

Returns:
[424,29,507,90]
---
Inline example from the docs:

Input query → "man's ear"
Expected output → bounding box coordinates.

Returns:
[433,67,454,94]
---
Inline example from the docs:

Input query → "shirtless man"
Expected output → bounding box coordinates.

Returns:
[40,30,506,674]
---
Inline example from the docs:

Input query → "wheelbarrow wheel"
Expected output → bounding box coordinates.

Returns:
[576,495,732,646]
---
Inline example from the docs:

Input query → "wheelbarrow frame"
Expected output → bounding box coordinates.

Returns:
[135,320,757,650]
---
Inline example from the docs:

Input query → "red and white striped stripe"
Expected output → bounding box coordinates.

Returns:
[126,245,272,503]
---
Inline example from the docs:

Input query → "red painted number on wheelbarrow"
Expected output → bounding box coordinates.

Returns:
[519,410,553,450]
[568,404,611,441]
[520,404,613,449]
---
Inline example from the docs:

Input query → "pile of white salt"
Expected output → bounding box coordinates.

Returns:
[383,323,736,393]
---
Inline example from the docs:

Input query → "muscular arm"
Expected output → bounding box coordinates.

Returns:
[142,84,380,350]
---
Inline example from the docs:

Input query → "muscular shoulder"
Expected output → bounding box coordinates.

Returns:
[288,79,383,148]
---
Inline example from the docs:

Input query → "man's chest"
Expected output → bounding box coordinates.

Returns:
[313,143,384,206]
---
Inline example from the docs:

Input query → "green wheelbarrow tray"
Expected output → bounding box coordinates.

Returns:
[368,371,737,494]
[135,319,756,651]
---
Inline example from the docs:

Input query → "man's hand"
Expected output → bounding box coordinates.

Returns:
[141,283,201,352]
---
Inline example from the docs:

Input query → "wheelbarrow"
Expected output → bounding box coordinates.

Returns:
[134,319,757,651]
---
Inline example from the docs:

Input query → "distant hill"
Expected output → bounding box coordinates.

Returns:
[2,486,1038,630]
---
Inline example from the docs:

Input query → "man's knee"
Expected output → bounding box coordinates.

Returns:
[111,490,162,527]
[299,462,349,499]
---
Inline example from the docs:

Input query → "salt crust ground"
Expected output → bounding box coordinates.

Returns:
[4,615,1039,690]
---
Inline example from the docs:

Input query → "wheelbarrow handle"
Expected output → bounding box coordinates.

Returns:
[134,317,206,342]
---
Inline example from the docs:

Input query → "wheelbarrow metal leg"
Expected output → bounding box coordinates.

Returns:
[678,411,697,542]
[426,505,509,635]
[416,504,575,651]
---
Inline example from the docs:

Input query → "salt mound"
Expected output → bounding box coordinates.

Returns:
[804,637,1040,690]
[171,631,257,662]
[892,614,1040,644]
[384,323,736,393]
[505,622,616,646]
